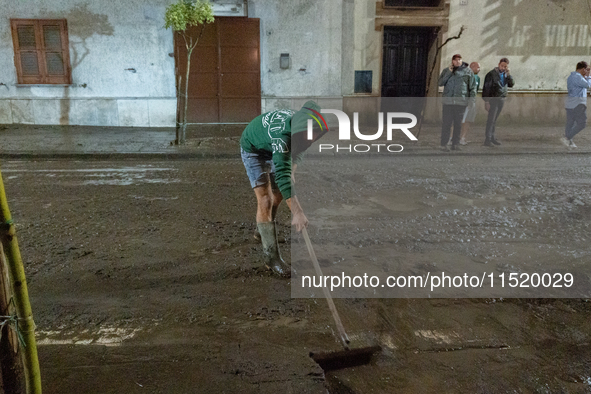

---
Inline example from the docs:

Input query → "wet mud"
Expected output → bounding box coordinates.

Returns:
[2,156,591,393]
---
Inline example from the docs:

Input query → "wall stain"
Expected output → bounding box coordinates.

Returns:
[45,3,114,125]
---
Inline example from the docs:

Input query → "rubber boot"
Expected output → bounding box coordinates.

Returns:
[254,204,279,243]
[253,227,261,242]
[257,221,290,278]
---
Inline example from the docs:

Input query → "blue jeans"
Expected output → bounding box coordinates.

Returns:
[240,148,278,189]
[485,98,505,142]
[565,104,587,140]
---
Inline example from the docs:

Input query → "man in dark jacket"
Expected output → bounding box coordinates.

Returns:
[438,54,477,151]
[240,101,327,278]
[481,57,515,146]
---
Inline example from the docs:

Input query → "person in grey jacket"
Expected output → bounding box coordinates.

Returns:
[438,54,477,151]
[481,57,515,146]
[561,61,591,149]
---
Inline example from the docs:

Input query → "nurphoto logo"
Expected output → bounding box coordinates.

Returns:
[307,109,418,153]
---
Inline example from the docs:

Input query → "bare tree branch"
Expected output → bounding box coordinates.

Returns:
[426,26,466,96]
[416,26,466,138]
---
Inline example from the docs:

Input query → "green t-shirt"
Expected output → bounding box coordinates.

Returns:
[240,109,296,199]
[240,101,322,200]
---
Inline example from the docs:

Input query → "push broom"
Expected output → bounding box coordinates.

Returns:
[302,227,381,371]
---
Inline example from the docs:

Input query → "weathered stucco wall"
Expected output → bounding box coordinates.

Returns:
[346,0,382,96]
[2,0,585,127]
[0,0,176,126]
[249,0,344,112]
[442,0,591,92]
[343,0,591,98]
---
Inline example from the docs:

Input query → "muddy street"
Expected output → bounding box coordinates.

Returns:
[2,154,591,393]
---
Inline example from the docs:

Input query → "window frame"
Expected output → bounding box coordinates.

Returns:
[10,18,72,85]
[383,0,442,8]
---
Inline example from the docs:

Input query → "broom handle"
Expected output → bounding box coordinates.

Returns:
[302,227,350,350]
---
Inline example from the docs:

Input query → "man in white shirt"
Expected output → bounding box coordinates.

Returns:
[562,61,591,148]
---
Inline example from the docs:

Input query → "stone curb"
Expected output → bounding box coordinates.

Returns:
[1,149,590,160]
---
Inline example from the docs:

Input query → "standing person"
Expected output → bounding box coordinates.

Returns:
[438,54,477,151]
[562,61,591,149]
[240,101,327,278]
[459,62,481,145]
[481,57,515,146]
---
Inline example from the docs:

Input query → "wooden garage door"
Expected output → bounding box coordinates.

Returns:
[174,17,261,123]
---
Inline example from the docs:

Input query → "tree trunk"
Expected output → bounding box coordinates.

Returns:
[175,75,182,145]
[182,48,193,145]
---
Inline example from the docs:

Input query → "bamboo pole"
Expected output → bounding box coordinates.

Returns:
[0,172,41,394]
[0,244,24,394]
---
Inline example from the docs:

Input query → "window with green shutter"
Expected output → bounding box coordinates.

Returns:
[11,19,72,84]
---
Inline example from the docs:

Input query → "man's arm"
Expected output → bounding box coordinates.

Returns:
[506,73,515,88]
[481,71,493,101]
[468,72,477,99]
[286,196,308,232]
[438,68,453,87]
[570,74,591,89]
[291,163,297,184]
[271,139,292,199]
[272,145,308,232]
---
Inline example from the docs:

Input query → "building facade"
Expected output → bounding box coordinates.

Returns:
[0,0,588,127]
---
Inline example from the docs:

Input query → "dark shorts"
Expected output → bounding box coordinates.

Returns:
[240,148,278,189]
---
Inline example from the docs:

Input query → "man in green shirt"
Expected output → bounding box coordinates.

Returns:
[240,100,327,278]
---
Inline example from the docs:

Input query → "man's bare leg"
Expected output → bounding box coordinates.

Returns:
[254,184,289,277]
[254,183,274,223]
[253,185,282,241]
[271,188,283,221]
[460,122,471,145]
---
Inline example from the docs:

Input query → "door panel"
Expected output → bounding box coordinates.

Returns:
[221,47,259,72]
[221,98,261,122]
[381,26,435,97]
[222,73,260,97]
[219,20,259,47]
[186,99,219,123]
[177,47,217,73]
[187,72,217,97]
[175,17,261,123]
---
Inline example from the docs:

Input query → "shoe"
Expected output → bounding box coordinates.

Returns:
[440,145,450,152]
[451,145,461,151]
[483,141,494,147]
[491,139,501,146]
[257,222,291,278]
[569,140,577,148]
[459,138,468,145]
[560,137,570,147]
[447,139,452,146]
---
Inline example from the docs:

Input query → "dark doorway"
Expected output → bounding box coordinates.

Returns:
[174,17,261,123]
[381,26,436,97]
